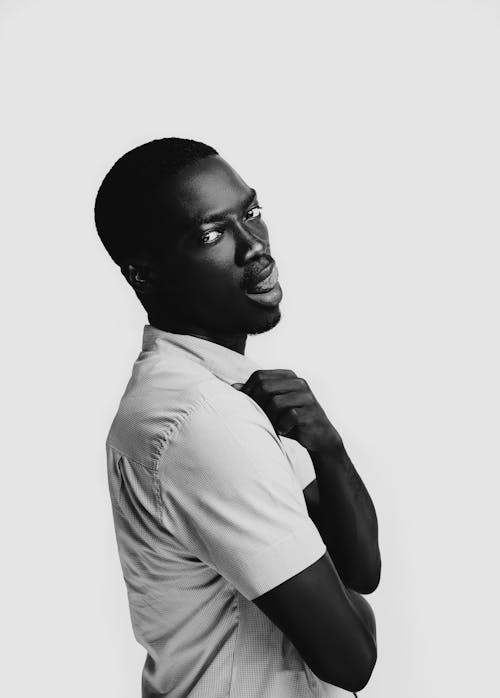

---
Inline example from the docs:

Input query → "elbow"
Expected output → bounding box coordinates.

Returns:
[315,633,377,692]
[347,556,381,595]
[356,564,381,595]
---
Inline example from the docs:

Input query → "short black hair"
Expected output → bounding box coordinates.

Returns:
[94,137,218,268]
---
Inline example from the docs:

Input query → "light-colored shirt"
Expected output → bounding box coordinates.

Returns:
[106,324,352,697]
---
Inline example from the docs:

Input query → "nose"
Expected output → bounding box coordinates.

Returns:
[233,220,268,266]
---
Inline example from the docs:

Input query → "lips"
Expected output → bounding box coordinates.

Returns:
[245,263,278,293]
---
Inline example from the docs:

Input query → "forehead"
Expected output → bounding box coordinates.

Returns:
[159,155,253,225]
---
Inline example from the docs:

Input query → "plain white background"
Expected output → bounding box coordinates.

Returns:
[2,1,499,696]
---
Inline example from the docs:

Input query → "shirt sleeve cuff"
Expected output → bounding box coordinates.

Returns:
[233,519,327,601]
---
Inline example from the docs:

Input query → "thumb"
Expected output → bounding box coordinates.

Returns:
[231,382,245,390]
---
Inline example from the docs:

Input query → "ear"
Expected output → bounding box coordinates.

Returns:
[122,262,155,296]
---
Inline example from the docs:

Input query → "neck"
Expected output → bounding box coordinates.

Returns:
[147,312,248,355]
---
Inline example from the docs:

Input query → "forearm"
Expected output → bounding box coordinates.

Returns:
[309,439,381,593]
[231,369,381,591]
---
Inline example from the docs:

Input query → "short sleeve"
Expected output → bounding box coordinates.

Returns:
[158,390,326,600]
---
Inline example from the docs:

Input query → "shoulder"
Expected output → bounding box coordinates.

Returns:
[158,379,278,463]
[196,379,271,424]
[181,380,283,452]
[106,349,231,467]
[107,358,270,466]
[158,382,296,492]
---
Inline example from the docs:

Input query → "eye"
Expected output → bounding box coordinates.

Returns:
[245,205,262,221]
[199,229,223,245]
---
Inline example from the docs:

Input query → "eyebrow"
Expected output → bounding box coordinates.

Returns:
[196,188,258,225]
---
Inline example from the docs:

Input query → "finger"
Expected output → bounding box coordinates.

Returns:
[276,407,300,435]
[265,390,315,423]
[245,377,307,408]
[266,391,315,416]
[231,382,244,390]
[258,377,308,396]
[243,369,297,394]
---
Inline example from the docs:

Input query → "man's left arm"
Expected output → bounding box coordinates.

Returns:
[302,442,380,593]
[232,369,381,595]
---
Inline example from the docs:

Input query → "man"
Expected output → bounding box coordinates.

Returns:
[95,137,380,697]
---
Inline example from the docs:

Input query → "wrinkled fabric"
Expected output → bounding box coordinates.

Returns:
[106,324,352,697]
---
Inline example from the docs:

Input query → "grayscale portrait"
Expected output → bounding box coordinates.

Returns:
[94,137,380,696]
[4,2,498,697]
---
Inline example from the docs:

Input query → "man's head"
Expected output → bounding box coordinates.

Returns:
[95,137,282,345]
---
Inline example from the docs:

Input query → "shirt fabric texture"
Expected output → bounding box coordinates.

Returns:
[106,323,352,697]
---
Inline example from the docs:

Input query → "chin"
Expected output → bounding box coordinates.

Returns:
[245,308,282,336]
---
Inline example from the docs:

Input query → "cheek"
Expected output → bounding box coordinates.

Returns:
[182,261,242,302]
[162,237,246,307]
[188,245,241,293]
[197,268,241,298]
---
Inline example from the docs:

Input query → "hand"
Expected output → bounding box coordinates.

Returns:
[232,369,342,453]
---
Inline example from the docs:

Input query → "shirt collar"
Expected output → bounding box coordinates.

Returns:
[141,324,263,386]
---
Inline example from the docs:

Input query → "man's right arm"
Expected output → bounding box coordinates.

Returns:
[252,551,377,693]
[160,390,377,693]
